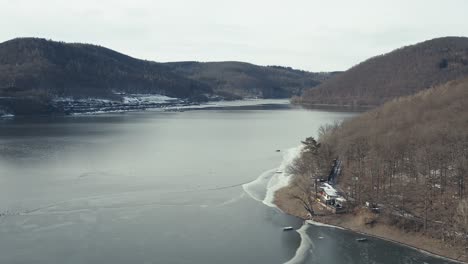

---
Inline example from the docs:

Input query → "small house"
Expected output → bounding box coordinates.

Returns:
[319,183,346,209]
[319,183,339,205]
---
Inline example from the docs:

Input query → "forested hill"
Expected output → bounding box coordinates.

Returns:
[0,38,211,100]
[0,38,329,115]
[164,61,332,99]
[295,37,468,107]
[313,77,468,246]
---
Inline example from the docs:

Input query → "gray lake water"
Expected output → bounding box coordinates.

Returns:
[0,100,454,264]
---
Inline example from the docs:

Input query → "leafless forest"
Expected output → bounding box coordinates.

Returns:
[295,37,468,107]
[294,77,468,245]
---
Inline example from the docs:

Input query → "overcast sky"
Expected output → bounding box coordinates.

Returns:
[1,0,468,71]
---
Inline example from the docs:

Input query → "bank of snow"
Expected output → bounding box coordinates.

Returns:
[0,107,14,118]
[122,94,178,104]
[242,146,303,208]
[263,146,303,208]
[53,96,290,116]
[243,145,311,264]
[52,94,185,115]
[305,220,345,230]
[284,224,313,264]
[0,113,14,118]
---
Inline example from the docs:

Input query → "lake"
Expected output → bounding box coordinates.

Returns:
[0,100,454,264]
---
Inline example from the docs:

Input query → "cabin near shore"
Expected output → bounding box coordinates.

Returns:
[318,183,347,213]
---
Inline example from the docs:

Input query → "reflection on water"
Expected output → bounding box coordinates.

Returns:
[0,101,454,264]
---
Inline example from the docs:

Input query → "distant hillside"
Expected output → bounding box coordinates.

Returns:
[0,38,329,115]
[0,38,211,101]
[164,61,330,99]
[296,37,468,107]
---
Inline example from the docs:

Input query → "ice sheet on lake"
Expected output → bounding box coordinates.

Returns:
[305,220,345,230]
[263,146,302,208]
[243,145,313,264]
[284,223,314,264]
[242,168,277,202]
[243,146,302,208]
[122,94,177,104]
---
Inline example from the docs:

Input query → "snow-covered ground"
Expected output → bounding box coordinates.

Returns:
[54,97,114,104]
[0,113,14,118]
[0,108,14,118]
[52,95,289,115]
[122,94,178,104]
[52,94,187,115]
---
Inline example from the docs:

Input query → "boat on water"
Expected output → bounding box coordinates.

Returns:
[283,226,294,231]
[356,238,368,242]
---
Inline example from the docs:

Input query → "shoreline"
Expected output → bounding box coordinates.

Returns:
[306,219,466,264]
[274,181,468,263]
[0,98,291,118]
[290,101,374,112]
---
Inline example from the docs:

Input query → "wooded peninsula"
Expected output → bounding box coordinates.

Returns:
[278,37,468,262]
